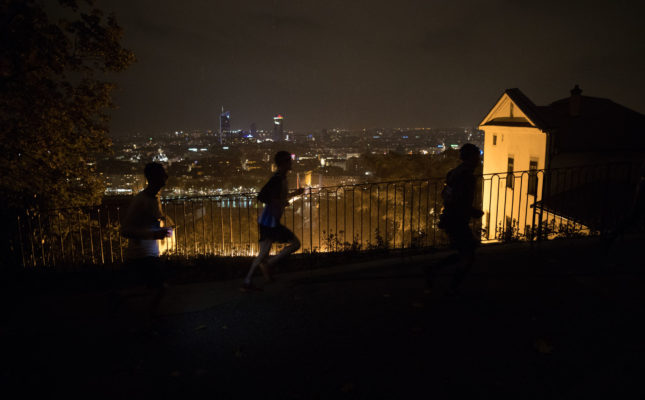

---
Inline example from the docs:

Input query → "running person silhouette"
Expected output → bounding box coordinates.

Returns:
[115,162,173,321]
[425,143,483,295]
[241,151,304,292]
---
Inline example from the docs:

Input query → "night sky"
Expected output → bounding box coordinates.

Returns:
[95,0,645,135]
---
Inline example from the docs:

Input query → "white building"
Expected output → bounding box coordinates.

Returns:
[479,86,645,239]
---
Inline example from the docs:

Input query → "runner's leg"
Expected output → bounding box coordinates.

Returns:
[448,226,477,292]
[244,239,272,284]
[267,237,300,267]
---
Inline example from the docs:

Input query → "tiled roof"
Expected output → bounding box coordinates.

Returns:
[491,87,645,152]
[503,88,551,130]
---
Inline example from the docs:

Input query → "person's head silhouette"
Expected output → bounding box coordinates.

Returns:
[144,162,168,193]
[274,151,293,173]
[459,143,480,168]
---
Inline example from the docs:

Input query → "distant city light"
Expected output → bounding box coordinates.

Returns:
[105,188,133,194]
[103,126,483,199]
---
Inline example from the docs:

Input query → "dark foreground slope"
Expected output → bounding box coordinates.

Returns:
[2,235,644,398]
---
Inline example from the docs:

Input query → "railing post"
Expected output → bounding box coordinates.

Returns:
[46,214,56,268]
[116,207,123,262]
[368,185,373,247]
[537,181,545,242]
[392,183,397,249]
[210,199,215,255]
[375,185,380,247]
[433,182,438,247]
[106,208,114,264]
[68,210,75,265]
[343,187,347,246]
[326,190,330,251]
[36,211,46,267]
[16,214,26,268]
[402,183,406,249]
[425,181,430,247]
[77,210,84,263]
[57,211,65,264]
[97,207,105,264]
[385,184,389,249]
[351,187,355,247]
[202,199,207,255]
[360,187,364,249]
[309,190,313,253]
[335,188,339,252]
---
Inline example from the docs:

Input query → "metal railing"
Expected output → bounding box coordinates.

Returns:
[13,163,634,268]
[481,163,633,242]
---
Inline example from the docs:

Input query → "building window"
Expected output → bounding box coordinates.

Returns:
[528,160,538,196]
[492,134,497,145]
[506,157,514,189]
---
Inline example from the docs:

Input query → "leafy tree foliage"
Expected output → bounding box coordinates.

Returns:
[361,149,462,181]
[0,0,134,210]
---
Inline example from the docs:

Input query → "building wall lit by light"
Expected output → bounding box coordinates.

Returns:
[479,91,547,239]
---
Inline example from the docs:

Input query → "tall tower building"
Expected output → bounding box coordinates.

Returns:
[273,114,284,141]
[219,107,231,144]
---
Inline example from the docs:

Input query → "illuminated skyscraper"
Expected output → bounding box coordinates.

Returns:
[273,114,284,141]
[219,107,231,144]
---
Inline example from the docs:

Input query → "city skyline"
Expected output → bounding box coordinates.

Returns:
[94,0,645,136]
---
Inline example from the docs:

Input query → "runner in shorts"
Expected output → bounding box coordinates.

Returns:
[241,151,304,292]
[111,162,172,322]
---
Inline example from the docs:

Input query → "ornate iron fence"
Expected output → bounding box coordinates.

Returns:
[13,163,634,267]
